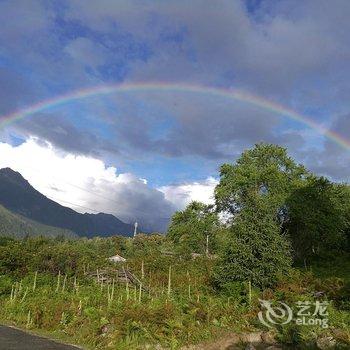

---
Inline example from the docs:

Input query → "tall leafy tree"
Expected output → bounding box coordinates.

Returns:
[214,144,305,287]
[286,177,350,260]
[215,143,308,217]
[213,200,292,288]
[167,201,218,255]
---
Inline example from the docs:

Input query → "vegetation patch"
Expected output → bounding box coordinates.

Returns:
[1,144,350,349]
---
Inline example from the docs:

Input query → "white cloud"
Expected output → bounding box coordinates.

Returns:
[0,138,221,231]
[0,138,176,231]
[159,177,218,210]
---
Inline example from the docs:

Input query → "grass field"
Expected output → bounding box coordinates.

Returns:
[0,236,349,349]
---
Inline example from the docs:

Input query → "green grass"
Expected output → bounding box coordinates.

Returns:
[0,236,349,349]
[0,267,252,349]
[310,253,350,283]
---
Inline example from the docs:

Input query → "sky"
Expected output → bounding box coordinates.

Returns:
[0,0,350,231]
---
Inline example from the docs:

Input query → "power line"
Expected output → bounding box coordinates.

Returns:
[3,164,120,215]
[46,196,102,214]
[11,164,168,218]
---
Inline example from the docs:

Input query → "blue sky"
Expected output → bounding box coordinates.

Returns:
[0,0,350,230]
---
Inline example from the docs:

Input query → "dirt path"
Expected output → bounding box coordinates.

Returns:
[0,325,81,350]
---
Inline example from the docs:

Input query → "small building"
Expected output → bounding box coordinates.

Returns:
[108,254,126,263]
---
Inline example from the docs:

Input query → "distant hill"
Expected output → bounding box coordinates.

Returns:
[0,168,135,237]
[0,203,76,239]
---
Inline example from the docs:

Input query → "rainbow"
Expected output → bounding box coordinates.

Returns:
[0,82,348,150]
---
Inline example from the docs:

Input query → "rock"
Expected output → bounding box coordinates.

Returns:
[332,328,348,342]
[240,332,263,343]
[316,336,336,349]
[180,332,268,350]
[215,334,240,349]
[245,344,256,350]
[261,331,276,344]
[145,344,166,350]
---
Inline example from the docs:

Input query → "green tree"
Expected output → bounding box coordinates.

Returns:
[214,144,303,287]
[286,177,350,261]
[167,201,218,255]
[344,185,350,251]
[215,143,308,216]
[213,200,292,288]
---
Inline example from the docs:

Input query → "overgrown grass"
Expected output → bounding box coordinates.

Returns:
[309,253,350,283]
[0,236,349,349]
[0,265,252,348]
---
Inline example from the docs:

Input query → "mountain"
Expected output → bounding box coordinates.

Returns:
[0,168,135,237]
[0,203,76,239]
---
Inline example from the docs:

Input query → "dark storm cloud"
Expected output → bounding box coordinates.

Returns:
[100,92,306,160]
[61,0,350,164]
[0,0,350,184]
[0,68,34,115]
[95,173,176,232]
[306,113,350,181]
[87,0,350,100]
[1,0,350,233]
[14,114,120,157]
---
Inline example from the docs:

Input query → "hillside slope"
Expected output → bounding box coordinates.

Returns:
[0,168,135,237]
[0,203,76,238]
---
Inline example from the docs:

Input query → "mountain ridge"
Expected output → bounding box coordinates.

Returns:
[0,167,135,237]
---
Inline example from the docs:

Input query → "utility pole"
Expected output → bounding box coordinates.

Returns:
[206,233,209,257]
[133,222,138,237]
